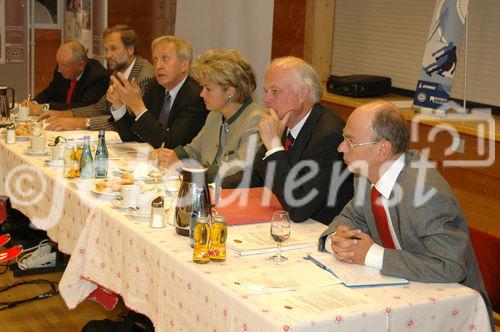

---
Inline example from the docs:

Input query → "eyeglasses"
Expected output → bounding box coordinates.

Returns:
[342,134,379,151]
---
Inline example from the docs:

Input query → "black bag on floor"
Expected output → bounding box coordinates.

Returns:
[82,311,154,332]
[327,75,391,97]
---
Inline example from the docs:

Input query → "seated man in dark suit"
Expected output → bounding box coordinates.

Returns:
[318,100,493,330]
[225,56,353,225]
[24,40,109,113]
[41,25,155,131]
[108,35,207,148]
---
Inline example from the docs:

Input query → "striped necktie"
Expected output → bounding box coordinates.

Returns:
[159,91,171,125]
[284,132,295,152]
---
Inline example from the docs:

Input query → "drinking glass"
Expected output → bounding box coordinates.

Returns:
[269,211,291,262]
[148,157,164,193]
[30,116,43,136]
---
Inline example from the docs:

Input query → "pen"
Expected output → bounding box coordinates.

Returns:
[304,255,330,272]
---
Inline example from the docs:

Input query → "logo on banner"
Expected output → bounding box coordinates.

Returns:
[413,0,470,110]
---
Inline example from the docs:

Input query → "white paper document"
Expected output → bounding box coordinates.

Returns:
[45,130,122,145]
[219,263,342,294]
[228,228,316,256]
[309,252,408,287]
[256,284,380,322]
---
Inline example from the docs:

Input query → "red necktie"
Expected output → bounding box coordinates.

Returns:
[284,132,294,152]
[370,187,396,249]
[66,79,77,104]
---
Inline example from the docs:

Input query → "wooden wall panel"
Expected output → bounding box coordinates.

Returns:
[271,0,306,59]
[153,0,177,37]
[108,0,156,62]
[34,29,61,95]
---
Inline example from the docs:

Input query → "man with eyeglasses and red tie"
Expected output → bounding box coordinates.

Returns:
[23,40,109,114]
[318,100,493,331]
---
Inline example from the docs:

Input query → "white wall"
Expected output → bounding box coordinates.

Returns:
[331,0,500,107]
[175,0,274,105]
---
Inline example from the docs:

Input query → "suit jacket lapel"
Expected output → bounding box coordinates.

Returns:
[286,104,321,163]
[362,181,383,244]
[72,61,90,100]
[149,82,166,119]
[167,76,191,126]
[129,56,145,80]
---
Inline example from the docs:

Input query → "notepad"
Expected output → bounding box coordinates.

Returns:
[228,227,316,256]
[307,252,408,287]
[211,187,284,225]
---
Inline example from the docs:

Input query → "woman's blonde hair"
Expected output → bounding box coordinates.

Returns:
[191,49,256,103]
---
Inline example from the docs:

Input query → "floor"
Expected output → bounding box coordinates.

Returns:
[0,261,124,332]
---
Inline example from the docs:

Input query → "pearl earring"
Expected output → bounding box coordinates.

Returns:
[227,95,233,100]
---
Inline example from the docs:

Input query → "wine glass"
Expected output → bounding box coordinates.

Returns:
[148,157,164,193]
[269,211,291,262]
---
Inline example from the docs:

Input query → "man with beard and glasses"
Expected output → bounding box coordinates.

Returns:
[41,25,154,131]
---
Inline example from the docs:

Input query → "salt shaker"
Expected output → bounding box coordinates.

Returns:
[150,196,166,228]
[5,124,16,144]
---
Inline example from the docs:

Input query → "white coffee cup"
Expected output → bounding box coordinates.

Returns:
[48,143,65,161]
[121,184,141,208]
[17,106,30,121]
[30,135,46,153]
[136,192,155,216]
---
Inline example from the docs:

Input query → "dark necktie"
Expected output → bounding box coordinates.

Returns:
[159,91,171,125]
[284,132,295,152]
[66,79,77,104]
[370,187,396,249]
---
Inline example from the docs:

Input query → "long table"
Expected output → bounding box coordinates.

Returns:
[0,136,491,332]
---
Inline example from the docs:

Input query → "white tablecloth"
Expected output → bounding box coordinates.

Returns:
[0,138,491,332]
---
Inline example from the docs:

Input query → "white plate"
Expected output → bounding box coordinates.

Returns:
[111,199,129,210]
[90,184,121,197]
[25,148,47,156]
[128,209,151,220]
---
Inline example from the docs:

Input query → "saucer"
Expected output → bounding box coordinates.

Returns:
[16,135,30,141]
[128,209,151,220]
[25,148,47,156]
[44,159,64,167]
[111,199,129,210]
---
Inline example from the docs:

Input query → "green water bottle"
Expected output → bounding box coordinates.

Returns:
[79,135,93,179]
[94,130,109,178]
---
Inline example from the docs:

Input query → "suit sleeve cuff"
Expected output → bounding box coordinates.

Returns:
[324,234,334,254]
[110,105,127,120]
[263,146,285,159]
[173,145,189,159]
[364,243,384,270]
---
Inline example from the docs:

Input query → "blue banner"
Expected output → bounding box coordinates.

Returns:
[413,0,470,110]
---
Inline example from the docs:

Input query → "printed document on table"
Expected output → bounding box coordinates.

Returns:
[309,252,408,287]
[228,228,316,256]
[218,263,342,294]
[255,284,380,322]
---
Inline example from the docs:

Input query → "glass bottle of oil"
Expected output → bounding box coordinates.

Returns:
[193,216,211,264]
[210,215,227,262]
